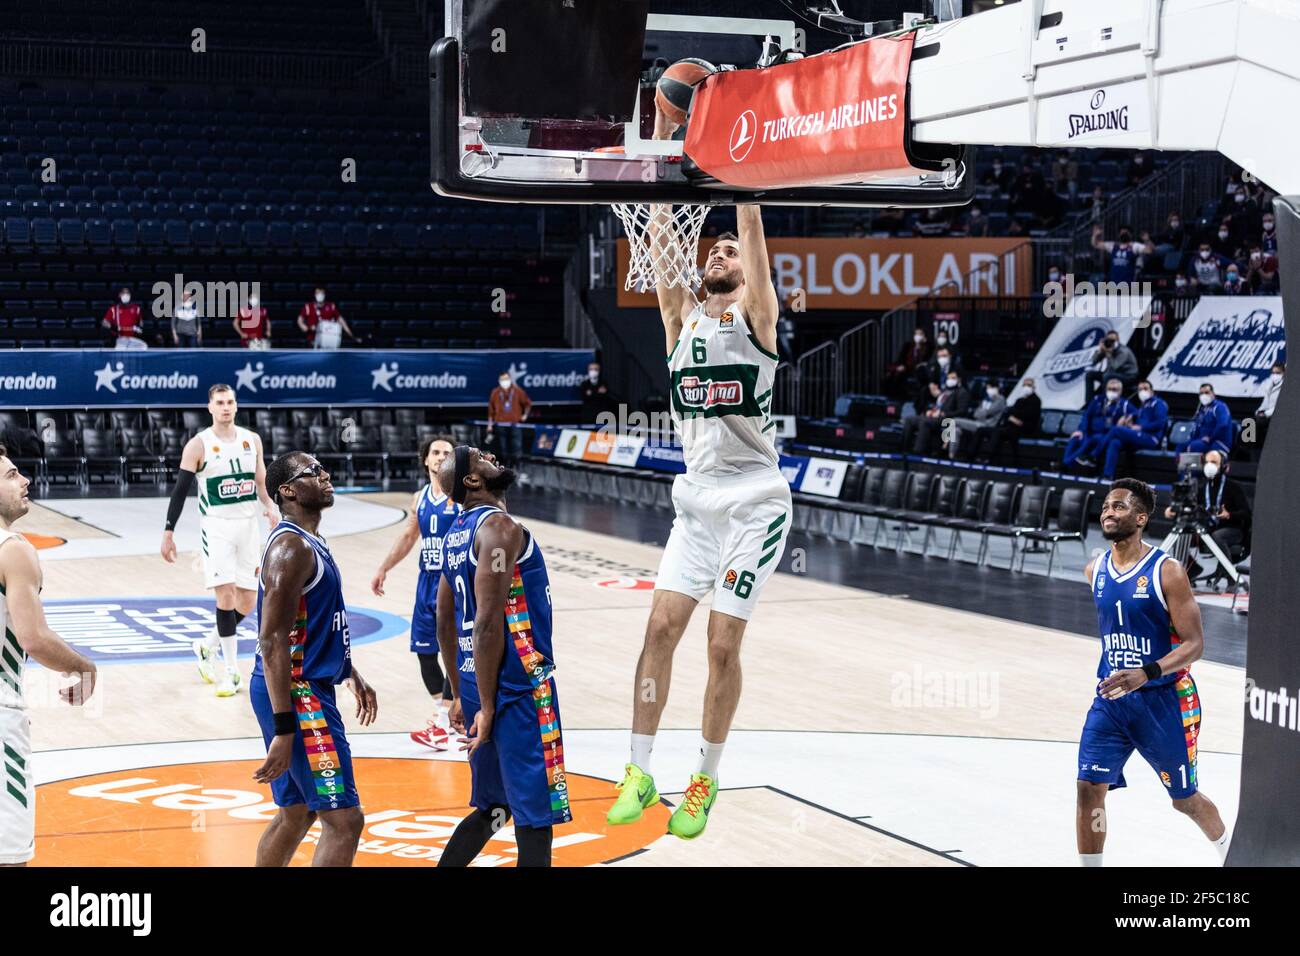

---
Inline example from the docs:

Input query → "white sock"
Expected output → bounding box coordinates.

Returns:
[630,733,655,773]
[696,738,725,780]
[205,627,221,652]
[1079,853,1104,867]
[434,700,449,728]
[220,634,239,679]
[1212,827,1231,862]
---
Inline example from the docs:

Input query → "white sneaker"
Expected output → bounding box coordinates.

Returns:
[192,640,217,685]
[216,670,242,698]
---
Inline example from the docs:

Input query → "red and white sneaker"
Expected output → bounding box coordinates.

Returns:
[411,720,451,751]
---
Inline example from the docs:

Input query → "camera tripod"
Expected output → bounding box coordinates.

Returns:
[1159,512,1242,586]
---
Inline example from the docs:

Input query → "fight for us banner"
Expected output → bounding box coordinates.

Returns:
[1014,292,1152,410]
[1148,297,1286,397]
[0,349,594,407]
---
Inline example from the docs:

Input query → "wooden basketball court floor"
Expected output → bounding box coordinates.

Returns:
[13,488,1244,867]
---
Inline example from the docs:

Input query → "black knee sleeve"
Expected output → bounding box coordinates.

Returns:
[216,606,239,637]
[417,652,445,697]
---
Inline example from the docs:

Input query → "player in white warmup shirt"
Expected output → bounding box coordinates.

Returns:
[0,443,97,866]
[606,103,792,841]
[161,383,279,697]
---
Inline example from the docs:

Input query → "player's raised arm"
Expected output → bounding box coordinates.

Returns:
[1154,557,1206,673]
[0,537,96,705]
[466,512,526,745]
[651,107,697,354]
[736,204,779,352]
[371,490,422,596]
[252,532,316,784]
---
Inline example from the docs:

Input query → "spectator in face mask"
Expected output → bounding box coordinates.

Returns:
[1097,380,1168,480]
[1065,377,1134,470]
[486,370,532,468]
[171,289,202,348]
[981,156,1016,194]
[580,361,616,424]
[235,293,271,349]
[1252,362,1284,453]
[1220,185,1261,240]
[1210,217,1238,260]
[1163,449,1252,581]
[1187,243,1230,291]
[946,380,1006,460]
[1155,211,1189,255]
[922,346,962,402]
[886,327,932,401]
[1222,264,1247,295]
[1260,212,1278,256]
[103,287,146,350]
[1092,225,1152,283]
[901,370,970,456]
[1084,331,1138,399]
[973,377,1042,464]
[1175,384,1234,456]
[298,286,350,347]
[965,205,990,238]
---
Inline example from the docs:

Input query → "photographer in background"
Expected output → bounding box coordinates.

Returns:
[1163,449,1251,582]
[1083,330,1139,400]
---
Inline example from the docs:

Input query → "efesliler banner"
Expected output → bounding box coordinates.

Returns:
[0,348,593,407]
[1014,292,1152,410]
[616,237,1027,310]
[1148,296,1286,397]
[685,35,918,189]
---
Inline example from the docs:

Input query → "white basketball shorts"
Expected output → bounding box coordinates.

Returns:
[656,469,793,621]
[0,707,34,865]
[201,516,263,591]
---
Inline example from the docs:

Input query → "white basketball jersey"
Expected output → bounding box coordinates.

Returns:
[196,426,260,521]
[668,301,780,478]
[0,529,27,710]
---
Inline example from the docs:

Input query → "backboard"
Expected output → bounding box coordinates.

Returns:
[430,0,976,207]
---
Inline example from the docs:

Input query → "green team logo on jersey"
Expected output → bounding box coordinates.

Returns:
[671,363,761,419]
[203,472,256,505]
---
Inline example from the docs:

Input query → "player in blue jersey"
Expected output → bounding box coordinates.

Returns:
[1076,478,1229,866]
[250,451,379,867]
[435,446,570,867]
[370,435,459,750]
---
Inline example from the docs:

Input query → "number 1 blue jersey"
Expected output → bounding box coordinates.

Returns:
[439,505,555,707]
[1091,545,1184,688]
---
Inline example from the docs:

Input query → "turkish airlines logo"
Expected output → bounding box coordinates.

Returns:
[729,110,758,162]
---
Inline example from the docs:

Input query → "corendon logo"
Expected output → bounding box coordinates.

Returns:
[729,110,758,162]
[217,478,255,500]
[678,375,743,409]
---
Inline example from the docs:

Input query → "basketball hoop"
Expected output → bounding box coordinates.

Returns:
[612,201,711,292]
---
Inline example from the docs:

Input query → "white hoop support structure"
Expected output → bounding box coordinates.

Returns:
[612,201,711,293]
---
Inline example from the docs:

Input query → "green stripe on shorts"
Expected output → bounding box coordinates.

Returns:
[6,779,27,808]
[767,513,787,532]
[4,743,25,769]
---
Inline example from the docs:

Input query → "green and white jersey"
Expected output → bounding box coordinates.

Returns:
[668,300,780,479]
[0,530,26,710]
[196,426,260,521]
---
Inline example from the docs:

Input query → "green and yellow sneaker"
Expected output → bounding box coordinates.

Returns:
[606,763,659,825]
[667,773,718,840]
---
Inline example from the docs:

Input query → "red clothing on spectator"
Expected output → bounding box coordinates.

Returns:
[102,303,142,338]
[238,306,269,344]
[298,301,339,344]
[488,385,532,424]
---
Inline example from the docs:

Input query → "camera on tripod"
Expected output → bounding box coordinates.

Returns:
[1169,452,1211,530]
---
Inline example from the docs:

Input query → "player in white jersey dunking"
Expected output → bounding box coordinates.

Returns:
[0,443,97,866]
[606,106,791,840]
[161,384,279,697]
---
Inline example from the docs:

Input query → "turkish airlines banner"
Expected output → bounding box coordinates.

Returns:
[616,237,1028,310]
[684,36,920,189]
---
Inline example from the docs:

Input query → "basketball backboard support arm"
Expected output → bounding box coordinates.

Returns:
[905,0,1300,196]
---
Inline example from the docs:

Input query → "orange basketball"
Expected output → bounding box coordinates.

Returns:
[654,58,716,126]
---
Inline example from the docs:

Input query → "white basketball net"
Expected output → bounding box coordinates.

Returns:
[612,202,711,292]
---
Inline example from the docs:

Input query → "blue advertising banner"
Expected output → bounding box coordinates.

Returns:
[0,349,594,407]
[1149,296,1286,397]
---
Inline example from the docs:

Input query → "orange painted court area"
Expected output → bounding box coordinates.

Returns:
[34,758,667,867]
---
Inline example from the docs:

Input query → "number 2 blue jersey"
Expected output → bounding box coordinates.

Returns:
[439,505,555,707]
[410,484,460,652]
[1091,545,1184,688]
[253,521,352,685]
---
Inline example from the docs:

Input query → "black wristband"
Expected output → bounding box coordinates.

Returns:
[1142,662,1162,681]
[272,712,296,736]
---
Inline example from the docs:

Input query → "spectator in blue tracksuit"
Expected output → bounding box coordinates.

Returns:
[1176,383,1234,456]
[1098,380,1168,479]
[1063,377,1135,468]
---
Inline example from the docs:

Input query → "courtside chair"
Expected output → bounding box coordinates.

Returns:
[1015,488,1095,578]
